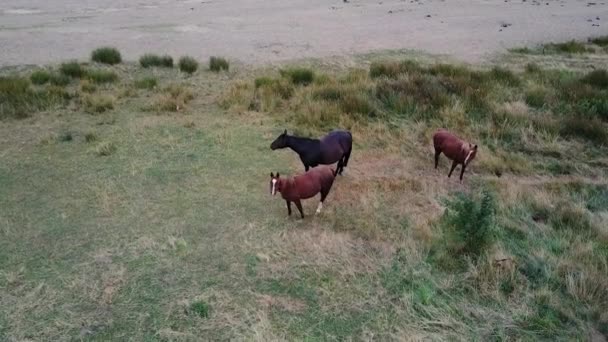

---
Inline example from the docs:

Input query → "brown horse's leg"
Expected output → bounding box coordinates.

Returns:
[434,148,441,169]
[294,200,304,218]
[285,200,292,216]
[459,164,466,182]
[448,160,458,178]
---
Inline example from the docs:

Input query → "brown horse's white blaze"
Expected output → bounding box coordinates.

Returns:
[269,166,336,219]
[433,129,478,182]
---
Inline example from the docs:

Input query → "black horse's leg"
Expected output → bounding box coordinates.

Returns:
[459,164,466,183]
[434,148,441,169]
[336,158,344,175]
[294,200,304,218]
[447,160,458,178]
[285,200,292,216]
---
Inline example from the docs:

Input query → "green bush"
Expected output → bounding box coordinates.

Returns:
[189,300,210,318]
[134,77,158,90]
[545,40,590,54]
[590,35,608,47]
[178,56,199,74]
[581,69,608,89]
[490,67,520,86]
[525,87,548,108]
[140,54,173,68]
[0,76,68,119]
[254,77,274,89]
[91,47,122,65]
[87,69,118,84]
[50,73,71,86]
[60,61,86,78]
[440,189,497,259]
[30,70,51,85]
[280,68,315,85]
[209,56,229,72]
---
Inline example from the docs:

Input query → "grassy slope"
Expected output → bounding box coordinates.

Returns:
[1,45,608,341]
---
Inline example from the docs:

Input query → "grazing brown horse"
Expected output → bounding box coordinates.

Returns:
[433,129,478,182]
[270,166,336,218]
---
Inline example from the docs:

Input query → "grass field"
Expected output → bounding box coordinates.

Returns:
[1,41,608,340]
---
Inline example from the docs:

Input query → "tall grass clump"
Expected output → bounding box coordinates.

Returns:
[280,68,314,86]
[369,60,420,78]
[134,77,158,90]
[83,94,115,113]
[50,73,71,86]
[30,70,51,85]
[0,76,67,119]
[436,189,497,264]
[60,61,86,78]
[581,69,608,89]
[178,56,198,74]
[91,47,122,65]
[544,40,590,54]
[559,116,607,144]
[490,66,520,86]
[87,69,118,84]
[152,84,194,111]
[139,54,173,68]
[209,56,229,72]
[589,35,608,47]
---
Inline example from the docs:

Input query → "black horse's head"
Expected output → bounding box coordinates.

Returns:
[270,129,288,150]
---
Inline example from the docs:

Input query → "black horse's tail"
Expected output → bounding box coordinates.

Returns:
[342,131,353,167]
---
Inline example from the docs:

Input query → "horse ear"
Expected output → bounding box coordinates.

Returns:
[277,172,280,178]
[473,144,478,150]
[283,129,287,135]
[270,172,274,178]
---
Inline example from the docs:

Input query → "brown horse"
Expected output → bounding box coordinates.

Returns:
[270,166,336,218]
[433,129,478,182]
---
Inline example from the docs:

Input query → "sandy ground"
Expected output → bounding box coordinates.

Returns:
[0,0,607,67]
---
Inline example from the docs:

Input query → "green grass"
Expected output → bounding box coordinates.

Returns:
[590,35,608,47]
[178,56,198,74]
[91,47,122,65]
[209,56,229,72]
[134,76,158,90]
[86,69,119,84]
[280,67,315,85]
[2,46,608,340]
[60,61,86,78]
[30,70,51,85]
[139,54,173,68]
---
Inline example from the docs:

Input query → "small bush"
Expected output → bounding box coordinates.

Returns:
[581,69,608,89]
[85,132,97,143]
[91,47,122,65]
[280,68,314,85]
[84,94,115,113]
[525,63,542,73]
[440,189,497,259]
[560,116,607,144]
[339,93,375,116]
[490,67,520,86]
[87,69,118,84]
[178,56,198,74]
[525,87,548,108]
[60,61,86,78]
[545,40,590,54]
[140,54,173,68]
[80,80,97,93]
[153,84,194,111]
[254,77,274,89]
[96,141,116,156]
[30,70,51,85]
[0,76,67,119]
[134,77,158,90]
[50,73,71,86]
[189,300,210,318]
[590,35,608,47]
[209,56,229,72]
[369,60,420,78]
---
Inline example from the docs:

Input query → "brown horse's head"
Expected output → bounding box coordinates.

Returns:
[464,143,478,166]
[270,172,281,195]
[270,130,288,150]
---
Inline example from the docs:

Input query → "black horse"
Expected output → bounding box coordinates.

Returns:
[270,129,353,175]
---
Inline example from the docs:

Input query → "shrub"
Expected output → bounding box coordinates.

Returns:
[83,94,115,113]
[134,77,158,90]
[280,67,314,85]
[581,69,608,89]
[50,73,71,86]
[140,54,173,68]
[96,141,116,156]
[80,80,97,93]
[30,70,51,85]
[209,56,229,72]
[189,300,210,318]
[544,40,590,54]
[590,35,608,47]
[0,76,68,119]
[91,47,122,65]
[525,87,548,108]
[60,61,86,78]
[254,77,274,89]
[490,67,520,86]
[369,60,420,78]
[152,84,194,111]
[87,69,118,84]
[440,189,497,259]
[178,56,198,74]
[559,116,607,144]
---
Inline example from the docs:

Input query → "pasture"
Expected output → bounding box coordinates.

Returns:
[1,42,608,340]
